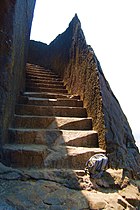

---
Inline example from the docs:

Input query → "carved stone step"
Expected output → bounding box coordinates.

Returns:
[19,96,83,107]
[26,86,68,94]
[2,144,104,169]
[44,146,105,169]
[59,130,98,147]
[27,69,52,74]
[23,92,80,99]
[26,75,61,81]
[26,64,50,72]
[26,72,59,78]
[2,144,49,168]
[26,76,62,82]
[26,70,56,76]
[26,66,55,71]
[26,82,65,89]
[15,104,87,118]
[26,78,64,85]
[9,128,98,147]
[13,115,92,130]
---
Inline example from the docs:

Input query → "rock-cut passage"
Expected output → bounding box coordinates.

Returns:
[2,63,105,171]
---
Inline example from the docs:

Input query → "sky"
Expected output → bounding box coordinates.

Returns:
[30,0,140,149]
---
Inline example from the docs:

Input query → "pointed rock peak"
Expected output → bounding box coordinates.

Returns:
[69,13,81,28]
[74,13,79,20]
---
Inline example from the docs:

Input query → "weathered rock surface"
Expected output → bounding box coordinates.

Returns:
[0,0,36,149]
[0,162,139,209]
[28,15,140,177]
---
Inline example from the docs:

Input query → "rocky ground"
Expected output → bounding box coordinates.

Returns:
[0,162,139,210]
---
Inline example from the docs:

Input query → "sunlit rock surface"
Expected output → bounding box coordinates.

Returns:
[28,15,140,177]
[0,162,139,209]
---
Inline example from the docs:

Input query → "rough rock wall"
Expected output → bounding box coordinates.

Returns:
[28,15,140,176]
[0,0,36,148]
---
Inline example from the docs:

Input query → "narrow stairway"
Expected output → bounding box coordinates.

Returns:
[2,63,105,170]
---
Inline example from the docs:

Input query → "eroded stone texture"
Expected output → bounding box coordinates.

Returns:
[0,162,139,209]
[28,14,140,176]
[0,0,36,148]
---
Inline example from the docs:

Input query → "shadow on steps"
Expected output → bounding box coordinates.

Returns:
[0,63,113,210]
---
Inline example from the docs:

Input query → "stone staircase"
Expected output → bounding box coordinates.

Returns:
[2,63,105,170]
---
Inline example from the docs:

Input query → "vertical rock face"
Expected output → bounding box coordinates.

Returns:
[0,0,36,148]
[28,14,140,176]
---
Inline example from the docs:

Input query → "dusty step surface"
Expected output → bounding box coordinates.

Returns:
[26,69,54,73]
[2,144,104,169]
[26,77,63,83]
[2,144,49,168]
[26,78,64,85]
[23,92,80,99]
[58,130,98,147]
[9,128,98,147]
[26,69,56,75]
[26,86,68,94]
[26,82,65,89]
[13,115,92,130]
[44,146,105,169]
[26,73,59,79]
[26,72,58,78]
[26,65,50,70]
[26,69,52,73]
[26,68,56,73]
[26,75,62,81]
[19,96,83,107]
[15,104,87,117]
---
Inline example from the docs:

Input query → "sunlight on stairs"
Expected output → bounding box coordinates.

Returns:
[2,63,105,169]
